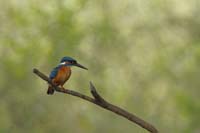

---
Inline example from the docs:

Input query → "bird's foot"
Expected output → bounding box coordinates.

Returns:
[60,86,66,91]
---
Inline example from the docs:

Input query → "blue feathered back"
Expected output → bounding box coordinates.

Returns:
[49,66,61,79]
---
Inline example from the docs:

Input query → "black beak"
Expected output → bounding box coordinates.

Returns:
[74,63,88,70]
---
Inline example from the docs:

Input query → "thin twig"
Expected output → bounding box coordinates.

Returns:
[33,68,158,133]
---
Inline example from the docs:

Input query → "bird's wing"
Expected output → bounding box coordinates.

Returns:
[49,66,60,79]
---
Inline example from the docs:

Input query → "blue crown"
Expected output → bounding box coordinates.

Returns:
[60,56,76,63]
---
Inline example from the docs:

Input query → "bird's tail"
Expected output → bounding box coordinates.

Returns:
[47,86,54,95]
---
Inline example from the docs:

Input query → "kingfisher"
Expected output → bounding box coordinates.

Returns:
[47,56,88,95]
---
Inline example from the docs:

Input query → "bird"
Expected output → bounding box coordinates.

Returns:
[47,56,88,95]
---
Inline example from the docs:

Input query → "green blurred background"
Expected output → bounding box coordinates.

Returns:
[0,0,200,133]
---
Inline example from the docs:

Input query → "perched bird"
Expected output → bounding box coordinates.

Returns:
[47,56,88,95]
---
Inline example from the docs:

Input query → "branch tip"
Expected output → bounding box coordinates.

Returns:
[89,82,105,102]
[33,68,38,73]
[89,81,96,92]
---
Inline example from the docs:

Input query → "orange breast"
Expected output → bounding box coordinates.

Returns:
[53,66,71,85]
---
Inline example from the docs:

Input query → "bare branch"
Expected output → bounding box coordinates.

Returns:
[89,81,106,102]
[33,68,158,133]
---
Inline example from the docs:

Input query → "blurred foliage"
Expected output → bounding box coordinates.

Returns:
[0,0,200,133]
